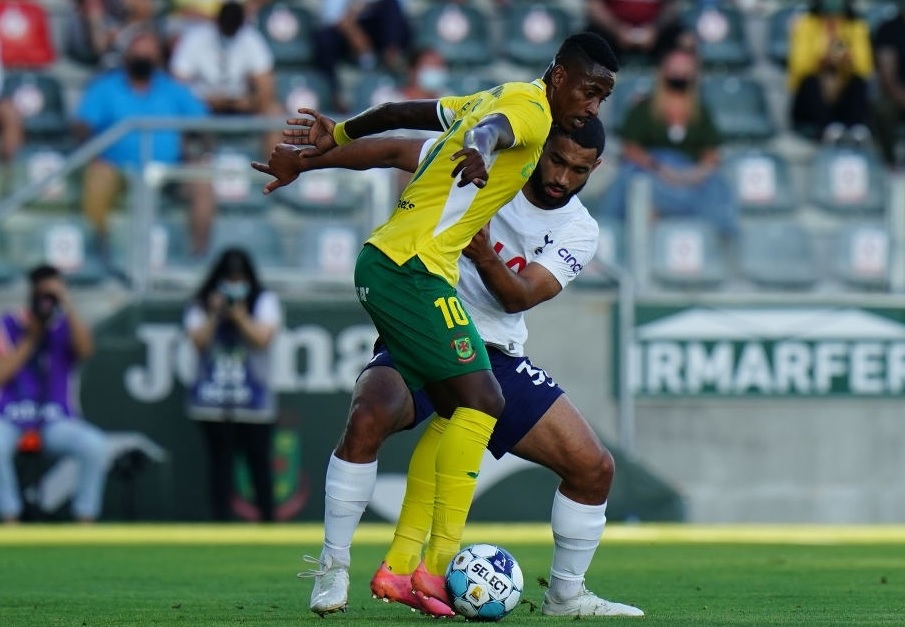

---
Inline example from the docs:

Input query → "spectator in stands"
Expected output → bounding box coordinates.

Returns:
[788,0,873,143]
[314,0,412,112]
[73,29,216,257]
[65,0,159,69]
[0,264,109,524]
[184,247,282,522]
[0,49,23,168]
[399,48,449,101]
[584,0,682,65]
[599,45,738,239]
[872,1,905,167]
[169,0,282,151]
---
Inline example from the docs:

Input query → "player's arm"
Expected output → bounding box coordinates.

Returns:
[282,101,442,155]
[451,113,516,188]
[251,137,426,194]
[462,225,562,314]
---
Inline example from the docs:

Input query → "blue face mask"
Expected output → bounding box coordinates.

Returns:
[218,280,249,303]
[417,67,448,93]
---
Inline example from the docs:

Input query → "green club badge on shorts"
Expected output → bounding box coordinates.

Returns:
[452,335,476,363]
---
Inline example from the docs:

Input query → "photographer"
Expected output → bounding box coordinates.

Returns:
[0,265,109,523]
[184,247,282,522]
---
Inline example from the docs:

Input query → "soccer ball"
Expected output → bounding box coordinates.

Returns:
[445,543,524,621]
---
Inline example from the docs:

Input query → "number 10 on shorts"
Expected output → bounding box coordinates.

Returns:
[434,296,469,329]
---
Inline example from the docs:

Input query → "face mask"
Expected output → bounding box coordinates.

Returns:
[219,280,250,304]
[416,67,448,93]
[664,76,693,92]
[822,0,845,15]
[125,57,155,81]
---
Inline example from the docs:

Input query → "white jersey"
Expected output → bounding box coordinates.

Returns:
[458,191,599,356]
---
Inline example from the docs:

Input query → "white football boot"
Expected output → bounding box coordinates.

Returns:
[542,585,644,617]
[298,554,350,616]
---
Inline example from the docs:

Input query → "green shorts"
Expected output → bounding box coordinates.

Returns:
[354,244,490,390]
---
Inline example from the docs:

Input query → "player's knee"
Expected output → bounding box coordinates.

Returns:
[336,403,396,462]
[569,447,615,500]
[469,379,505,418]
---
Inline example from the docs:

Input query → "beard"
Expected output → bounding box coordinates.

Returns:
[528,168,586,209]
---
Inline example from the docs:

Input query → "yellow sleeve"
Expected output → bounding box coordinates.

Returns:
[437,93,481,130]
[787,16,820,92]
[488,89,550,148]
[848,21,874,79]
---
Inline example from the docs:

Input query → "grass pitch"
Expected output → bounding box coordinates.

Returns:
[2,524,904,626]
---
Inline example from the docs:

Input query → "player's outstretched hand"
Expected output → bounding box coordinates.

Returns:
[450,147,489,188]
[251,143,305,195]
[282,108,337,155]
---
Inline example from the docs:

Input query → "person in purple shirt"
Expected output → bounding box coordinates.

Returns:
[0,265,108,523]
[73,28,215,256]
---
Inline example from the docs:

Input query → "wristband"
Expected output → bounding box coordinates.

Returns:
[332,121,353,146]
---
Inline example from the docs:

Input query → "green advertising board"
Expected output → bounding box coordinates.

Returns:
[618,305,905,397]
[72,298,681,522]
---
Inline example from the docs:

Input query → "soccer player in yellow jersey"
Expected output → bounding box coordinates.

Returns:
[254,32,618,610]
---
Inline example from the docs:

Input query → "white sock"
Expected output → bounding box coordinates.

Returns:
[548,489,607,602]
[321,451,378,568]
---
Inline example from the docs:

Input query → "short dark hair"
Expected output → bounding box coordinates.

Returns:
[554,32,619,75]
[217,1,245,37]
[550,117,606,158]
[28,264,60,286]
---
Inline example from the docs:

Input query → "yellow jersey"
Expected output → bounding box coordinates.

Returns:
[367,80,552,286]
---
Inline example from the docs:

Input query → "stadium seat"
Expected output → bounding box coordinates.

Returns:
[738,220,818,290]
[831,222,890,290]
[683,2,752,69]
[1,71,68,137]
[765,4,807,67]
[701,75,775,142]
[295,219,364,277]
[445,71,498,97]
[415,3,492,67]
[571,215,623,287]
[0,229,21,285]
[500,3,571,69]
[9,144,78,210]
[22,216,107,286]
[0,1,55,68]
[807,146,887,215]
[351,71,403,115]
[209,142,272,214]
[721,148,796,215]
[109,217,189,280]
[256,3,315,69]
[865,1,899,35]
[650,218,727,289]
[276,71,334,116]
[604,72,654,132]
[206,216,285,268]
[274,169,368,217]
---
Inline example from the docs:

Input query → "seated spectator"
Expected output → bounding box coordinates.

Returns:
[169,0,281,151]
[0,47,23,166]
[599,45,738,240]
[872,1,905,167]
[73,30,215,257]
[789,0,873,143]
[0,265,109,523]
[314,0,412,111]
[65,0,158,69]
[399,48,448,101]
[584,0,681,65]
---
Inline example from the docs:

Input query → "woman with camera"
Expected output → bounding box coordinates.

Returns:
[184,247,282,522]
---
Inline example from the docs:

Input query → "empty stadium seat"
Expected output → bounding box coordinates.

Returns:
[765,4,807,67]
[210,142,272,214]
[351,72,403,115]
[22,216,106,286]
[415,3,491,67]
[1,71,68,137]
[701,75,775,142]
[604,72,654,131]
[274,169,368,217]
[276,71,333,116]
[445,71,498,97]
[206,216,284,267]
[500,3,571,68]
[0,1,55,68]
[722,148,796,215]
[109,217,188,279]
[296,219,363,277]
[831,222,890,290]
[9,144,78,210]
[651,218,727,289]
[808,146,886,215]
[256,3,315,69]
[739,220,818,290]
[683,2,752,69]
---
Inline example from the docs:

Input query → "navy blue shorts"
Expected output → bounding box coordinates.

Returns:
[364,343,565,459]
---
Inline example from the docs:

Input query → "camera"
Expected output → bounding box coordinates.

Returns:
[30,292,59,323]
[218,280,249,307]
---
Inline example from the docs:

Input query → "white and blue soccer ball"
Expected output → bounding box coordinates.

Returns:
[445,543,524,621]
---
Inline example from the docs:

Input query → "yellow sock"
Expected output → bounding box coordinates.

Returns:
[384,415,447,574]
[424,406,496,574]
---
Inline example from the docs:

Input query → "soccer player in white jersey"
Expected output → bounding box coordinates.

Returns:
[255,118,644,619]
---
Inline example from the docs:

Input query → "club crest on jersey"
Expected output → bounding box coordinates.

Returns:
[452,336,476,363]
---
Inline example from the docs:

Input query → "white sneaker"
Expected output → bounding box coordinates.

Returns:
[542,586,644,617]
[298,554,350,616]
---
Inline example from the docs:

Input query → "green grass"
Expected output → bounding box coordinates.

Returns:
[1,525,904,626]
